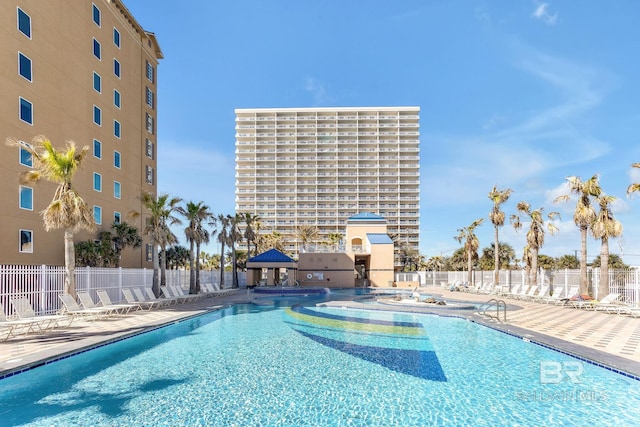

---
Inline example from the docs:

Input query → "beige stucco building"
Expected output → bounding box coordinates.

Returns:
[0,1,161,267]
[235,107,420,261]
[247,213,396,288]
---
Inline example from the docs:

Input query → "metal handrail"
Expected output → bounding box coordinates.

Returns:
[477,298,507,323]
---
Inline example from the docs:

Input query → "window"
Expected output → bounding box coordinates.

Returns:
[20,229,33,253]
[146,87,154,109]
[93,172,102,192]
[114,151,121,168]
[92,3,101,26]
[93,105,101,125]
[146,113,154,134]
[146,244,153,262]
[146,61,154,83]
[93,206,102,225]
[113,90,121,108]
[114,181,121,199]
[93,72,101,93]
[113,59,120,78]
[18,52,32,81]
[114,120,121,138]
[20,146,32,166]
[93,139,102,159]
[19,186,33,210]
[114,211,121,224]
[19,97,33,124]
[93,38,101,59]
[145,165,154,185]
[17,8,31,38]
[113,28,120,47]
[145,139,154,159]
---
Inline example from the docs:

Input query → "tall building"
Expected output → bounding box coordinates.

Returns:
[235,107,420,259]
[0,1,161,267]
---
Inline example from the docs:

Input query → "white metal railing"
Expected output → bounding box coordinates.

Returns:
[0,265,247,316]
[417,268,640,306]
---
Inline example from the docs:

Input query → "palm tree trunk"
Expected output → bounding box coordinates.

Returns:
[152,243,160,297]
[189,240,196,294]
[530,248,539,287]
[195,242,201,294]
[599,237,609,299]
[64,229,76,298]
[467,250,473,285]
[160,247,167,288]
[493,226,499,289]
[580,226,588,295]
[219,242,225,289]
[232,246,238,288]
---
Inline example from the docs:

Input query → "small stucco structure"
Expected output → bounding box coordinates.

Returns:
[297,213,395,288]
[246,249,298,286]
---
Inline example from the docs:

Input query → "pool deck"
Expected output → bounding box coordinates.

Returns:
[2,286,640,379]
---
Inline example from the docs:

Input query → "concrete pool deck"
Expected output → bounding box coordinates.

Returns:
[1,286,640,379]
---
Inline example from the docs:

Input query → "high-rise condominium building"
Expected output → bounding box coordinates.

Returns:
[235,107,420,258]
[0,1,161,267]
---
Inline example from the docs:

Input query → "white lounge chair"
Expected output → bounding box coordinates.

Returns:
[122,288,158,311]
[146,287,178,306]
[0,302,43,340]
[133,288,170,308]
[78,291,129,315]
[10,297,73,332]
[171,285,203,302]
[531,285,550,303]
[58,293,112,319]
[96,289,139,313]
[521,285,539,301]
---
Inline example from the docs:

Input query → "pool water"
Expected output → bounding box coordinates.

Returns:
[1,303,640,426]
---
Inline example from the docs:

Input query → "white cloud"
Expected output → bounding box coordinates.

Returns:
[532,2,557,25]
[305,77,330,105]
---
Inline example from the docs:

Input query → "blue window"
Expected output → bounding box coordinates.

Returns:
[17,8,31,38]
[113,90,121,108]
[93,105,101,125]
[114,181,121,199]
[19,97,33,124]
[93,206,102,225]
[19,53,32,81]
[93,139,102,159]
[19,186,33,210]
[114,151,121,168]
[20,146,32,166]
[93,172,102,192]
[93,72,101,92]
[113,59,120,78]
[146,61,154,83]
[114,120,121,138]
[113,28,120,47]
[20,229,33,253]
[114,211,121,224]
[93,38,101,59]
[92,4,100,26]
[146,87,154,109]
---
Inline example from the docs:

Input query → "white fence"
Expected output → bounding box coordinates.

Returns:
[1,265,247,317]
[419,268,640,306]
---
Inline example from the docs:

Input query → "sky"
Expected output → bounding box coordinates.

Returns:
[123,0,640,265]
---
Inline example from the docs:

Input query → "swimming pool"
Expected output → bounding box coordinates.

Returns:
[1,303,639,426]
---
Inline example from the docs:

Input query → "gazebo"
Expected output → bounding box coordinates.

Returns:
[245,249,298,286]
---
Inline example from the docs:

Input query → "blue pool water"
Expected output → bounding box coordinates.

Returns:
[1,303,640,426]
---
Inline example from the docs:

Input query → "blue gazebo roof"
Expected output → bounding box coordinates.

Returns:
[347,212,386,223]
[248,248,295,264]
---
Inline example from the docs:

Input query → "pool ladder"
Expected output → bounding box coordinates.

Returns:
[477,299,507,323]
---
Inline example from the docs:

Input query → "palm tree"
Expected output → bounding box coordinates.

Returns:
[455,219,484,285]
[179,201,213,294]
[229,214,243,288]
[591,194,623,298]
[627,163,640,195]
[7,136,95,297]
[140,192,182,297]
[217,214,230,289]
[554,175,600,295]
[326,232,342,250]
[488,186,513,289]
[296,225,319,251]
[511,202,559,287]
[240,212,261,257]
[110,221,142,267]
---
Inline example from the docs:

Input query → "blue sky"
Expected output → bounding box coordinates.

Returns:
[124,0,640,265]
